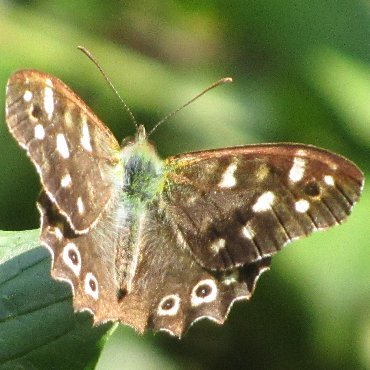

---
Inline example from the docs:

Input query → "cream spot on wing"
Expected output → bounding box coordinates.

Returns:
[252,191,275,212]
[77,197,85,214]
[84,272,99,300]
[34,124,45,140]
[222,270,240,286]
[64,109,73,127]
[324,175,335,186]
[241,223,255,239]
[23,90,32,102]
[47,226,63,240]
[62,242,81,276]
[54,227,63,240]
[175,230,187,247]
[187,195,198,205]
[289,157,306,182]
[210,238,226,254]
[44,79,54,119]
[81,117,93,152]
[61,173,72,188]
[56,133,70,158]
[157,294,181,316]
[256,163,269,181]
[191,279,218,306]
[295,199,310,213]
[218,162,238,188]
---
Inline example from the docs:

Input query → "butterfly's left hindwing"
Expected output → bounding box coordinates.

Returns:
[163,144,364,271]
[38,191,119,321]
[39,190,271,337]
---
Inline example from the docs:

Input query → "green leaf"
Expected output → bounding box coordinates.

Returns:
[0,230,116,370]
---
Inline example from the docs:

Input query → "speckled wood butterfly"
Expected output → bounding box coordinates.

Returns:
[5,70,364,337]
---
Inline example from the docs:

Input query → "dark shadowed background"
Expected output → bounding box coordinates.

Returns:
[0,1,369,369]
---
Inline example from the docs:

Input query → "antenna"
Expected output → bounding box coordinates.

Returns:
[77,46,138,129]
[147,77,233,138]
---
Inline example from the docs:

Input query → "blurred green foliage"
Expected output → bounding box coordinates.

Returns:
[0,1,369,369]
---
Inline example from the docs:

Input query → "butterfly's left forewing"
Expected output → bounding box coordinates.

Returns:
[6,70,122,232]
[162,144,364,271]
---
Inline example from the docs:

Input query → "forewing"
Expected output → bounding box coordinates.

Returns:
[6,70,122,232]
[162,144,364,270]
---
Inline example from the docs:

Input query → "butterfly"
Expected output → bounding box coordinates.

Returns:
[5,69,364,337]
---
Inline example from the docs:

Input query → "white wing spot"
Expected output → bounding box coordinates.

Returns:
[81,118,93,152]
[56,133,70,158]
[77,197,85,214]
[241,223,255,239]
[210,238,226,254]
[157,294,181,316]
[191,279,218,307]
[289,157,306,182]
[44,79,54,119]
[84,272,99,300]
[324,175,335,186]
[23,90,32,102]
[252,191,275,212]
[295,199,310,213]
[62,242,81,276]
[34,124,45,140]
[218,162,238,188]
[61,173,72,188]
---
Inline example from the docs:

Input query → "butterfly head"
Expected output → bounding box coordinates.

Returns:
[120,124,159,159]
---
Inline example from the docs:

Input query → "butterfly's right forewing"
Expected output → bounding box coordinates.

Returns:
[163,144,364,271]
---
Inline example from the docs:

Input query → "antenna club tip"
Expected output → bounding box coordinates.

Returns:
[222,77,233,84]
[77,45,93,58]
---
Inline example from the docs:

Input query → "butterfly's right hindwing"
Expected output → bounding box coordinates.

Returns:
[116,206,272,337]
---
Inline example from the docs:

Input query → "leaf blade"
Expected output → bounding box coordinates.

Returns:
[0,229,116,370]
